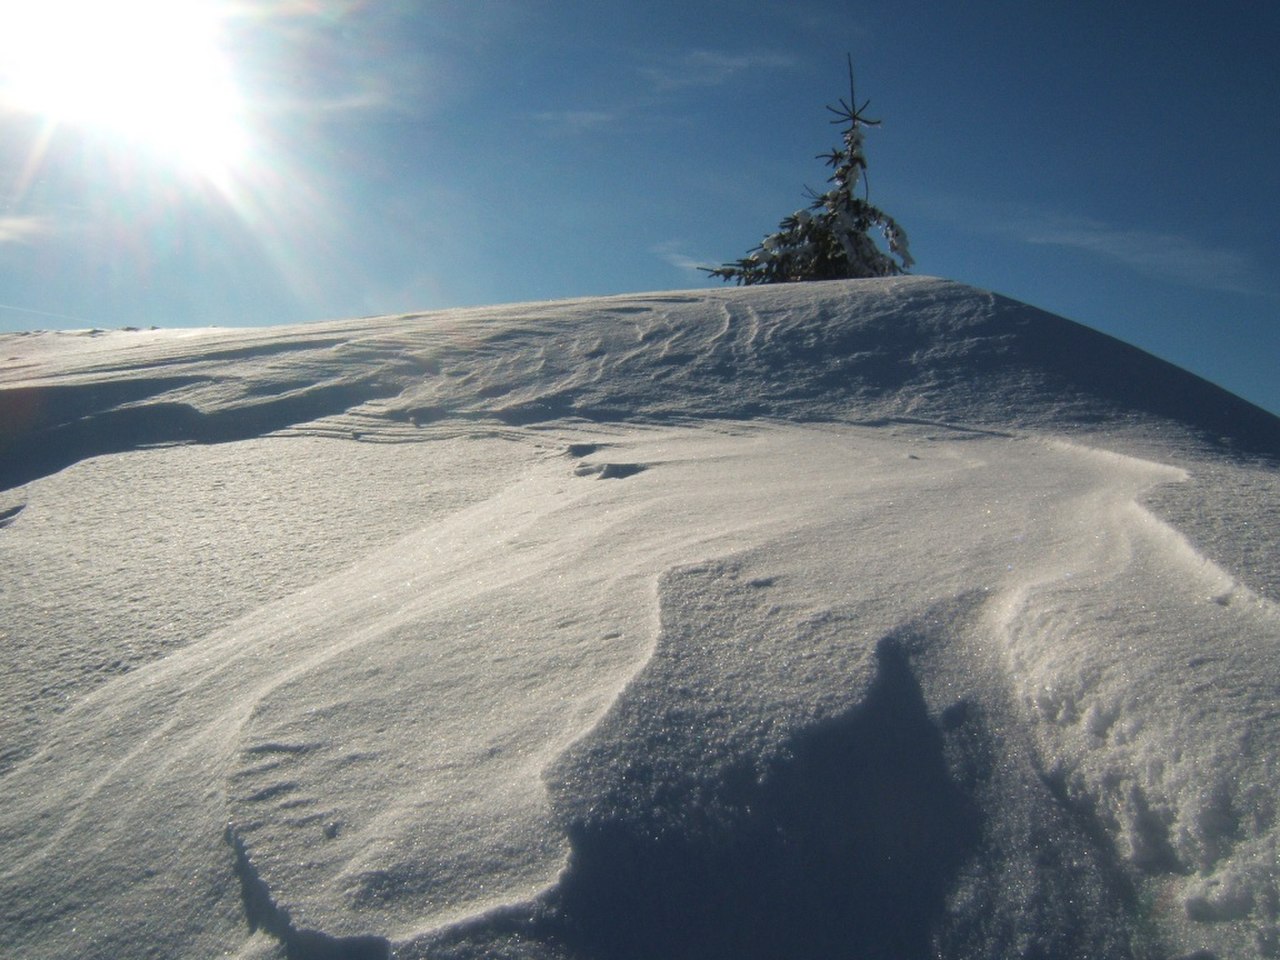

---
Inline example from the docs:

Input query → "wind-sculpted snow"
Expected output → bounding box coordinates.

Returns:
[1,280,1278,959]
[3,278,1276,493]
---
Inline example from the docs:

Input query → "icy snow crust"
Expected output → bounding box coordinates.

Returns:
[1,277,1277,959]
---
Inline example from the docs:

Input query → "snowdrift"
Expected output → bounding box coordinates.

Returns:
[1,277,1277,959]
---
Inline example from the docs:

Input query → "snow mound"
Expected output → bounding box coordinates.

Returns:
[1,278,1278,959]
[3,277,1276,493]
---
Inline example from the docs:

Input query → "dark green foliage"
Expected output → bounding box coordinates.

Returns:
[706,58,913,285]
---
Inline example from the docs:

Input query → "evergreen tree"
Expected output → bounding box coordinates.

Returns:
[705,58,913,285]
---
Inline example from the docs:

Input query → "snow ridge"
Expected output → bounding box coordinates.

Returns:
[226,823,391,960]
[3,278,1276,494]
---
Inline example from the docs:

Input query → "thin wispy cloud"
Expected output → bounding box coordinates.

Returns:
[259,89,392,118]
[530,110,620,135]
[639,49,794,92]
[928,197,1271,299]
[1020,213,1268,297]
[653,240,711,274]
[0,301,91,325]
[232,1,453,121]
[0,215,51,245]
[528,49,794,139]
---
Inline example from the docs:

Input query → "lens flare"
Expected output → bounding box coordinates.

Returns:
[0,0,248,186]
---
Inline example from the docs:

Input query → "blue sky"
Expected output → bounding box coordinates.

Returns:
[2,0,1277,414]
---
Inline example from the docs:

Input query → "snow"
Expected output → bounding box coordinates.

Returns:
[1,276,1277,959]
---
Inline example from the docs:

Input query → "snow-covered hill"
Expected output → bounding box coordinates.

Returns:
[1,277,1277,959]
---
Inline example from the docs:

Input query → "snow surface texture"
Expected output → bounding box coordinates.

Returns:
[1,276,1277,960]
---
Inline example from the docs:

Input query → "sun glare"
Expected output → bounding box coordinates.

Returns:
[0,0,248,185]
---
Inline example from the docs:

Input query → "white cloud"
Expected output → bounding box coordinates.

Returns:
[0,215,51,245]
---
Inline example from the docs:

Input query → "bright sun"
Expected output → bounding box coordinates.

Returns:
[0,0,249,185]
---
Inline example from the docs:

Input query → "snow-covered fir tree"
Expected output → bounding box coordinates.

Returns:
[706,59,913,285]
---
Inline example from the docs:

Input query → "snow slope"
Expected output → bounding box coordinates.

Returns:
[1,276,1277,959]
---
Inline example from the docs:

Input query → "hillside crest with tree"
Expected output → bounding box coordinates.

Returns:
[706,57,913,285]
